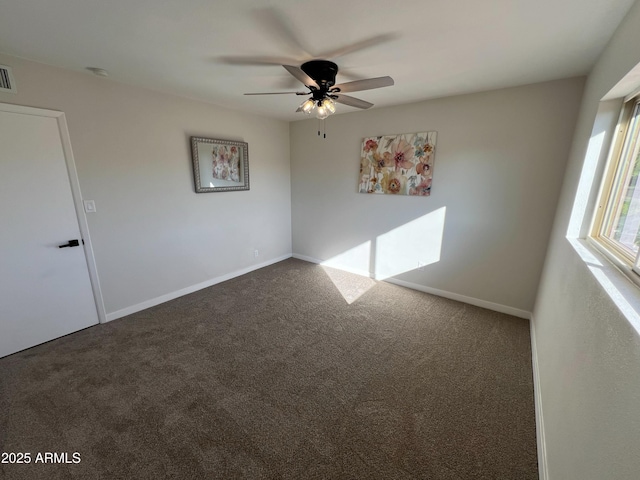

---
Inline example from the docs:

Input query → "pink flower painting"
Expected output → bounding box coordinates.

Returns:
[358,132,436,196]
[212,145,240,183]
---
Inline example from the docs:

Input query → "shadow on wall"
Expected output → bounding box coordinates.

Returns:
[318,207,447,303]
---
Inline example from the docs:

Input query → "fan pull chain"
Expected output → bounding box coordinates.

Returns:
[316,119,327,139]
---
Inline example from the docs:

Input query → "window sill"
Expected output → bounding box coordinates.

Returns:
[586,237,640,289]
[569,237,640,336]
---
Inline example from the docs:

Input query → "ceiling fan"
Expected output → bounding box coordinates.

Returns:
[220,8,397,135]
[244,60,394,120]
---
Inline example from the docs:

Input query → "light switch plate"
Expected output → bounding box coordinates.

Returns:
[83,200,96,213]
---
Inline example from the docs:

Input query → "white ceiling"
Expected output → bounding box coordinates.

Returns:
[0,0,635,120]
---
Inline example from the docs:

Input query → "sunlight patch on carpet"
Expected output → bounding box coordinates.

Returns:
[321,264,377,304]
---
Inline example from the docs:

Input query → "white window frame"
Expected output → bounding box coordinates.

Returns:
[591,93,640,281]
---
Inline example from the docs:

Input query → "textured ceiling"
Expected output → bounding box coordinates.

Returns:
[0,0,635,120]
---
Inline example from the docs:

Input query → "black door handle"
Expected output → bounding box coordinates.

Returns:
[59,239,80,248]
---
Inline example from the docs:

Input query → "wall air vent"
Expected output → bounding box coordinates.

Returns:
[0,65,17,94]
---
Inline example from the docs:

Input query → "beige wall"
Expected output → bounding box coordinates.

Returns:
[533,0,640,478]
[290,78,584,314]
[0,54,292,318]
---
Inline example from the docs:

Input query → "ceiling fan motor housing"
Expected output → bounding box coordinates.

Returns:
[301,60,338,89]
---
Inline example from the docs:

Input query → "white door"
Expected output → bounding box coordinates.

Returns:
[0,106,99,358]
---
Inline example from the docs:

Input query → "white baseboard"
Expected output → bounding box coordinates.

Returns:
[105,254,293,322]
[384,277,531,319]
[292,253,531,319]
[530,316,549,480]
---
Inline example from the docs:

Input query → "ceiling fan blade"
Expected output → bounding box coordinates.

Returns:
[252,7,313,59]
[318,33,399,60]
[218,55,296,66]
[282,76,304,89]
[333,94,374,110]
[244,91,307,95]
[283,65,319,88]
[333,76,394,93]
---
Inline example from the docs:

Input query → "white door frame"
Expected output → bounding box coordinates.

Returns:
[1,102,107,323]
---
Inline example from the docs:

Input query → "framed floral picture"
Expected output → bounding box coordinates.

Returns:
[359,131,436,196]
[191,137,249,193]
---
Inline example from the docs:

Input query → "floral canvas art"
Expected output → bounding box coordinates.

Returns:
[212,145,240,183]
[359,131,436,196]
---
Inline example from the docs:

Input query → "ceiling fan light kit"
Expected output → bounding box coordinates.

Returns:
[300,96,336,119]
[299,98,315,115]
[323,98,336,114]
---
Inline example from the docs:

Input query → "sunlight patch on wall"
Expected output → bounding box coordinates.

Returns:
[375,207,446,280]
[318,208,447,302]
[567,100,620,238]
[321,241,372,277]
[588,264,640,336]
[567,130,606,237]
[568,238,640,337]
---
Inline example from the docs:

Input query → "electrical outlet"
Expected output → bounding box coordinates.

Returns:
[83,200,96,213]
[254,249,259,258]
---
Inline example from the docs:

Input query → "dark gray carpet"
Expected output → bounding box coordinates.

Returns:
[0,258,538,479]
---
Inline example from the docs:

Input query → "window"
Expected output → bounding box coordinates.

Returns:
[592,95,640,274]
